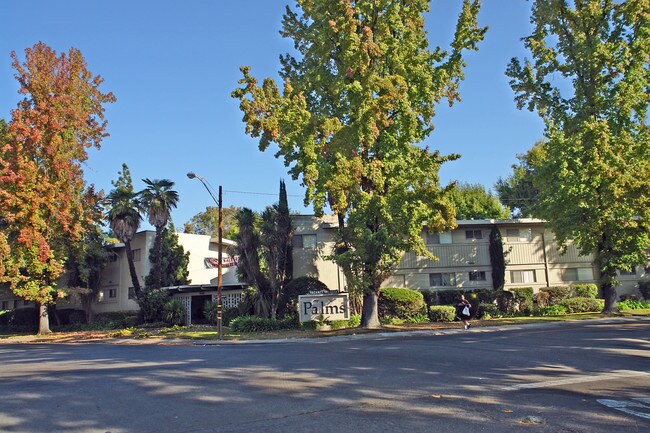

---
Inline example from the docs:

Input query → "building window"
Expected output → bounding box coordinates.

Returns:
[292,234,317,249]
[13,300,18,309]
[563,267,593,282]
[128,287,136,300]
[506,228,533,242]
[618,268,636,276]
[109,253,118,262]
[469,271,486,281]
[465,230,483,240]
[429,273,456,287]
[23,300,30,306]
[1,301,7,310]
[109,289,117,298]
[132,249,141,262]
[511,270,536,284]
[426,232,440,244]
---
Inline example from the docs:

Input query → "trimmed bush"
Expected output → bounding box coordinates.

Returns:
[0,308,39,332]
[163,300,186,326]
[539,286,571,306]
[280,276,329,316]
[378,288,426,320]
[478,302,499,319]
[639,281,650,300]
[536,305,567,316]
[420,289,437,308]
[331,314,361,330]
[495,290,516,314]
[435,290,464,306]
[617,299,650,311]
[94,311,139,328]
[561,297,602,313]
[429,305,456,322]
[138,288,171,323]
[230,315,298,332]
[572,284,598,299]
[534,290,550,308]
[508,287,534,314]
[230,316,280,332]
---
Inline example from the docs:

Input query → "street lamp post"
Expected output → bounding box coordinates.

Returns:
[187,172,223,340]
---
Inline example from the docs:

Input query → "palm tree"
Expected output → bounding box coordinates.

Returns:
[107,188,143,298]
[139,178,179,290]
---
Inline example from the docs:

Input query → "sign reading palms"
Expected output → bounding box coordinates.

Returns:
[140,178,179,290]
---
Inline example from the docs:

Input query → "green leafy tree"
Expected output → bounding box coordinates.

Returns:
[183,205,240,240]
[447,182,510,220]
[144,226,190,289]
[260,181,294,319]
[233,0,486,327]
[139,178,179,290]
[506,0,650,312]
[495,141,546,218]
[63,224,111,324]
[107,164,143,297]
[235,182,293,319]
[0,43,115,334]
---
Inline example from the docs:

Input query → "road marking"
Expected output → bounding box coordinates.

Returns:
[503,370,650,391]
[597,398,650,420]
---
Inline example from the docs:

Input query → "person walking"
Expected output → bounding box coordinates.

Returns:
[458,294,472,329]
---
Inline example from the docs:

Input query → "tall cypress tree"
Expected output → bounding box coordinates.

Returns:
[489,226,506,290]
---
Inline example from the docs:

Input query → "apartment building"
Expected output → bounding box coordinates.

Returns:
[291,215,648,297]
[1,217,647,319]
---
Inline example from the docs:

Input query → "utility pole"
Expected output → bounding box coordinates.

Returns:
[187,172,223,339]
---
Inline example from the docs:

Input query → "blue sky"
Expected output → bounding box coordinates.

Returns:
[0,0,544,229]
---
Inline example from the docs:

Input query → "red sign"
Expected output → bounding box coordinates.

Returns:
[204,256,239,269]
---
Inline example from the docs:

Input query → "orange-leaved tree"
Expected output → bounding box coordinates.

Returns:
[0,42,115,334]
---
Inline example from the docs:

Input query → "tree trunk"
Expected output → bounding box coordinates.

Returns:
[602,283,618,314]
[360,290,381,329]
[152,225,164,290]
[125,241,142,297]
[38,303,51,335]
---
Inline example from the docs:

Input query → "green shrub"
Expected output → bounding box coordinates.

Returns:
[639,281,650,300]
[94,311,139,329]
[222,307,241,326]
[54,309,87,325]
[331,314,361,329]
[572,284,598,299]
[230,316,280,332]
[508,287,534,314]
[617,299,650,311]
[561,297,602,313]
[428,305,456,322]
[495,290,516,314]
[539,286,571,306]
[534,290,550,308]
[137,289,171,323]
[229,315,299,332]
[280,276,329,316]
[435,290,464,306]
[163,300,186,326]
[381,312,430,325]
[536,305,567,316]
[478,302,499,319]
[472,289,498,304]
[420,290,437,307]
[0,308,39,332]
[378,288,426,320]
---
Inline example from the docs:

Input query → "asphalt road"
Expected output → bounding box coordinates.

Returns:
[0,317,648,433]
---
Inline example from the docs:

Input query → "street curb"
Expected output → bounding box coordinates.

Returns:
[2,315,645,347]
